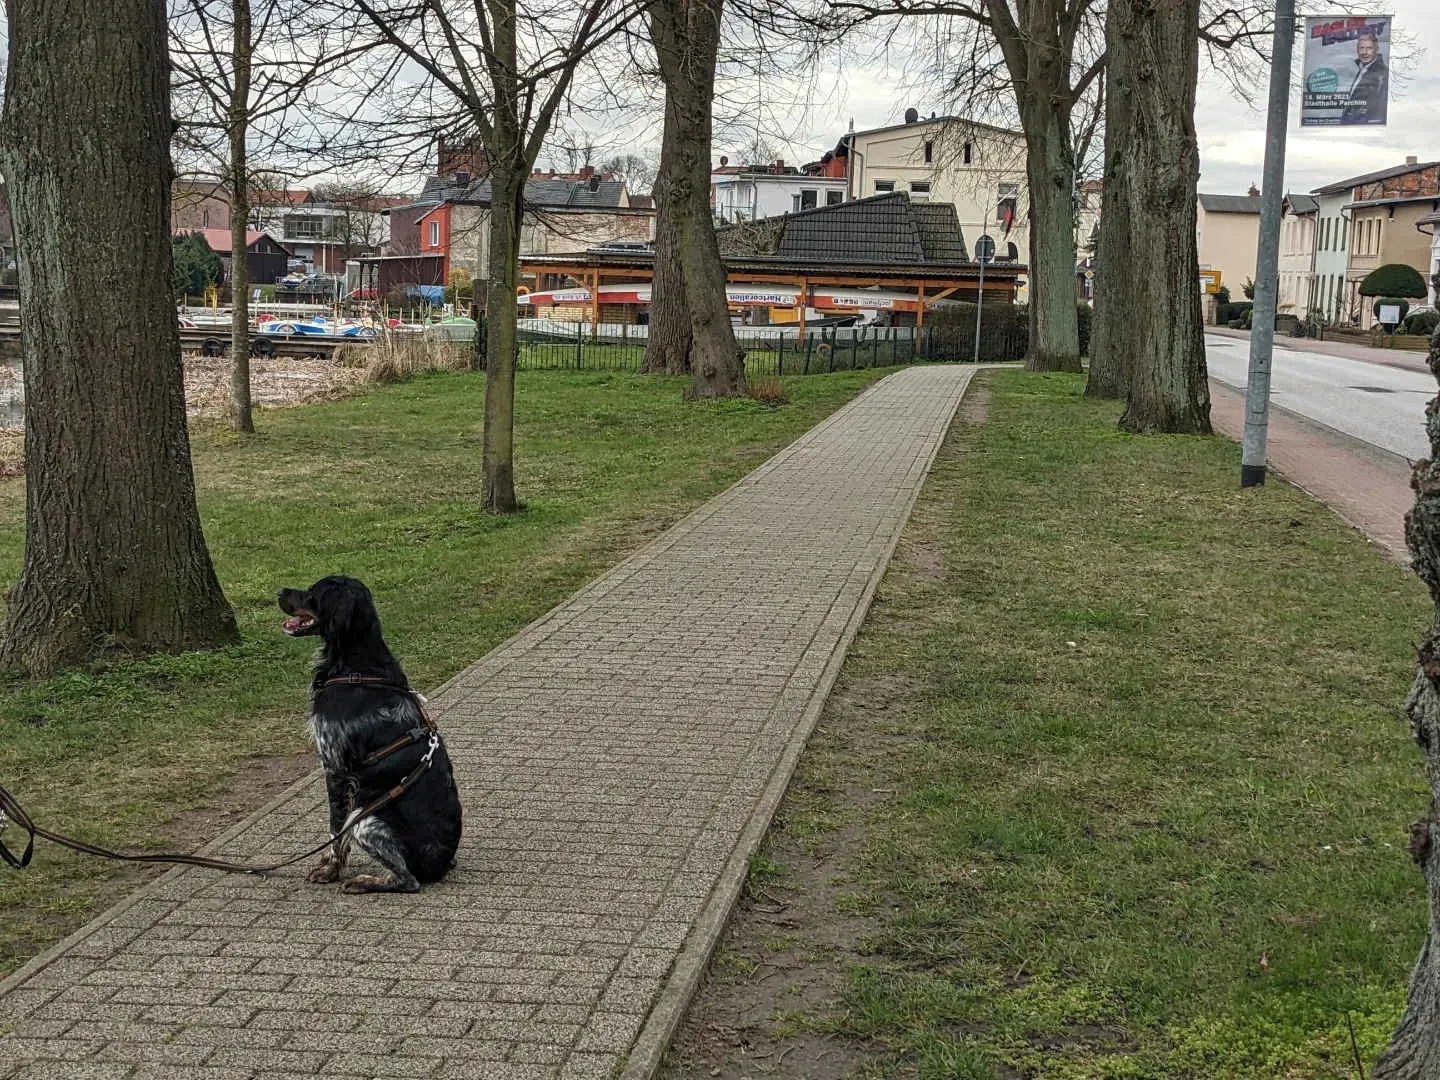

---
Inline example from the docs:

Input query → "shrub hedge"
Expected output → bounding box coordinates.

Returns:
[922,303,1094,363]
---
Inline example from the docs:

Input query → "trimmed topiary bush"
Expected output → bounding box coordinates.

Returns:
[1405,309,1440,337]
[1359,263,1428,300]
[1372,296,1412,327]
[1217,301,1253,325]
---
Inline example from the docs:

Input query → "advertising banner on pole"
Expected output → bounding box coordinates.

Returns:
[1301,15,1392,127]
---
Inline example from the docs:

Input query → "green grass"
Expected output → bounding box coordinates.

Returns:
[513,340,915,378]
[805,371,1428,1078]
[0,366,889,975]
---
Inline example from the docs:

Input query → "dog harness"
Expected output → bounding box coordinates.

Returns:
[320,674,441,770]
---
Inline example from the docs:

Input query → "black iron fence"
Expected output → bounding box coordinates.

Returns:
[514,323,955,375]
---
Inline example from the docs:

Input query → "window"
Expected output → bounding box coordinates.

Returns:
[428,220,440,247]
[202,209,210,228]
[963,143,973,165]
[924,140,934,164]
[826,190,843,206]
[800,189,818,210]
[286,215,326,241]
[874,180,895,193]
[791,194,801,213]
[909,181,931,201]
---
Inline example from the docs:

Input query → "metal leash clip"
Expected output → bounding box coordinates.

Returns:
[421,733,441,768]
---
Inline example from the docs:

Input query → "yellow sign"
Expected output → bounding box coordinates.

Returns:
[1198,269,1224,295]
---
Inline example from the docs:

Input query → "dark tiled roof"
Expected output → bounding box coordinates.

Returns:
[1198,193,1261,214]
[414,175,630,209]
[911,202,970,262]
[1284,193,1319,214]
[767,192,970,265]
[1311,161,1440,196]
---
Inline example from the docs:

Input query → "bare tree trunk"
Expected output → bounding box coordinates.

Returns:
[482,165,523,513]
[985,0,1083,375]
[649,0,745,398]
[1087,0,1210,436]
[1020,105,1081,374]
[642,112,692,375]
[0,0,238,676]
[228,0,255,434]
[1378,326,1440,1079]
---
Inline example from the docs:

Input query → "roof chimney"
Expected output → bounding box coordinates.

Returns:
[1407,155,1419,165]
[1248,183,1260,197]
[904,107,919,123]
[775,158,784,173]
[579,165,594,180]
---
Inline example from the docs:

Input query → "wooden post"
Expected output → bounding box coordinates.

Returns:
[797,278,807,345]
[589,270,600,339]
[916,283,927,358]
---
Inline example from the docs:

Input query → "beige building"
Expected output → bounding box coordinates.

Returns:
[1196,192,1261,304]
[1278,194,1318,316]
[400,174,654,285]
[821,112,1029,265]
[1343,160,1440,328]
[443,205,652,281]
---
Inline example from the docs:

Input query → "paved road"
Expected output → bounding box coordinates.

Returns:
[1205,334,1432,461]
[0,365,974,1080]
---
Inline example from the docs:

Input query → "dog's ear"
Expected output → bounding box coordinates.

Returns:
[326,583,377,640]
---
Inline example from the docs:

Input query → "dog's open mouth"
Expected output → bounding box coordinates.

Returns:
[282,611,318,636]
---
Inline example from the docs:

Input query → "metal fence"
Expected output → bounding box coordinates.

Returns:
[514,322,924,376]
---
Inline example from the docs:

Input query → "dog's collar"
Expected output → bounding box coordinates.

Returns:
[322,674,410,691]
[318,675,436,730]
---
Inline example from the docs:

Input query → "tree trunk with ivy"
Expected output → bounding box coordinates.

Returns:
[1088,0,1210,435]
[0,0,238,676]
[1377,325,1440,1079]
[647,0,745,398]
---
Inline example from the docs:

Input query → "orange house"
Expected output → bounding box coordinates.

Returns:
[417,204,452,281]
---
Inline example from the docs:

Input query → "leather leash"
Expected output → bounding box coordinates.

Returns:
[0,677,443,877]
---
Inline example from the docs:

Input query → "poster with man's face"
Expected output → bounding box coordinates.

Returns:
[1301,15,1392,127]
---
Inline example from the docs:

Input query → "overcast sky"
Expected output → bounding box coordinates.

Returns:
[716,2,1436,200]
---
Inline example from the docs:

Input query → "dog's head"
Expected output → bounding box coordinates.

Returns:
[277,576,380,645]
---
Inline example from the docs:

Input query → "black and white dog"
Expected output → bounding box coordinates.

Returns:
[277,576,462,893]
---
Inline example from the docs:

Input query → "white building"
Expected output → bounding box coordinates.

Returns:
[1309,184,1352,324]
[1422,210,1440,309]
[710,165,847,224]
[823,112,1029,265]
[1278,194,1317,316]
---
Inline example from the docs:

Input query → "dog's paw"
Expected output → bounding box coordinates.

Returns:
[342,874,420,894]
[307,860,342,884]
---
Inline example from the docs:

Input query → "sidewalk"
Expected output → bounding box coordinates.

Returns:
[0,365,975,1080]
[1208,379,1414,563]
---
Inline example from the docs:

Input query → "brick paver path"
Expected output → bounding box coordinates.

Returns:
[0,365,975,1080]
